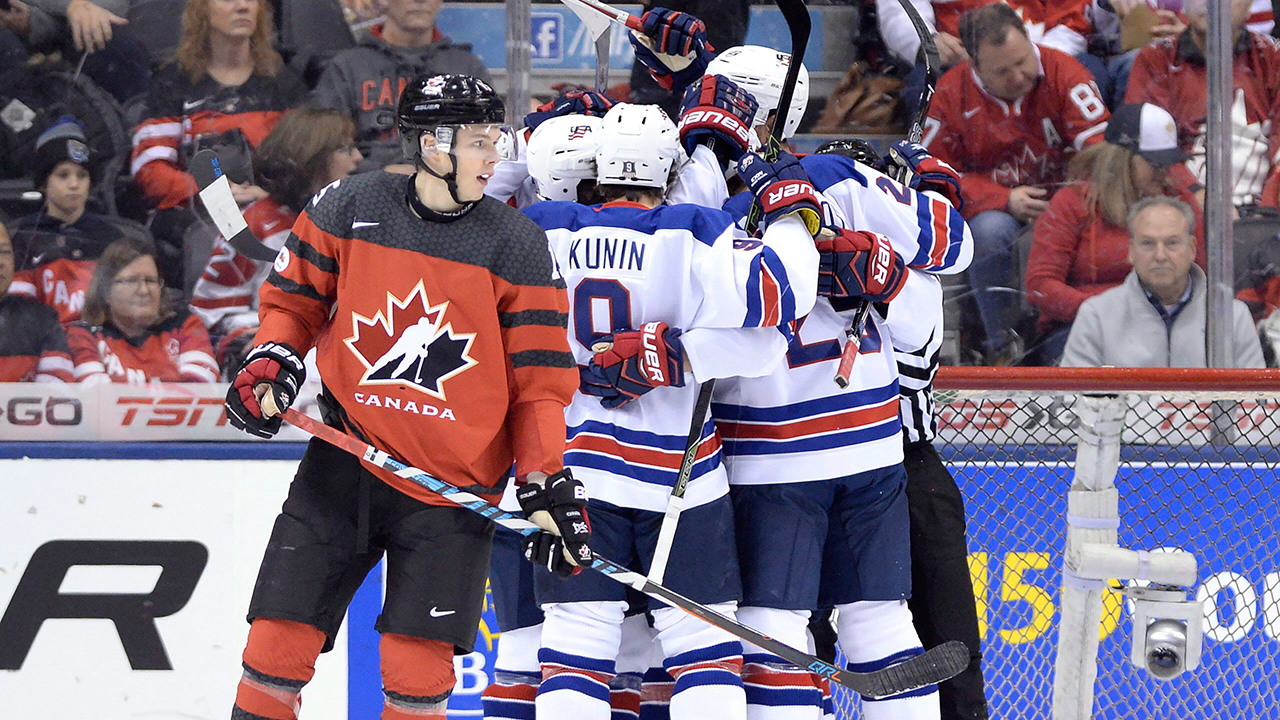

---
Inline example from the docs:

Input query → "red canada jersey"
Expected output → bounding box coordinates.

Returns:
[1126,32,1280,207]
[6,212,130,323]
[0,295,73,382]
[66,312,219,384]
[257,171,577,507]
[931,0,1091,43]
[924,45,1110,218]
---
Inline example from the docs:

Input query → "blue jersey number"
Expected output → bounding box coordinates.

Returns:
[573,279,633,350]
[785,314,882,368]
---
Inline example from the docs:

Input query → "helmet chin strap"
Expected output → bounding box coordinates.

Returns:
[417,147,469,207]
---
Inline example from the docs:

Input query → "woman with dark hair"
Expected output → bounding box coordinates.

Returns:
[1024,103,1207,363]
[190,107,361,373]
[66,239,219,383]
[129,0,305,286]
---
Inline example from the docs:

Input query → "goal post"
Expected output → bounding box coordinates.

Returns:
[833,366,1280,720]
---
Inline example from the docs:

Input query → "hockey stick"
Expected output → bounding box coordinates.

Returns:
[651,0,811,583]
[273,405,969,699]
[558,0,642,35]
[646,378,713,584]
[832,0,940,388]
[190,149,282,263]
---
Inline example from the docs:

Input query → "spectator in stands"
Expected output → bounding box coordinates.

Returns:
[0,222,74,382]
[67,239,219,383]
[191,107,360,376]
[310,0,489,172]
[1126,0,1280,209]
[1,1,32,80]
[1025,103,1207,364]
[925,3,1110,363]
[7,118,138,324]
[1088,0,1189,107]
[20,0,151,102]
[1062,196,1265,367]
[882,0,1111,121]
[131,0,305,289]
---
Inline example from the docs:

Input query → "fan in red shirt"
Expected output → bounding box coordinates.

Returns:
[191,107,362,375]
[1125,0,1280,209]
[1025,102,1207,363]
[924,2,1110,362]
[65,240,218,384]
[0,224,73,383]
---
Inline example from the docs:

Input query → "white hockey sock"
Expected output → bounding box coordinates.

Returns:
[835,601,939,720]
[536,601,625,720]
[484,624,542,719]
[737,607,822,720]
[653,604,747,720]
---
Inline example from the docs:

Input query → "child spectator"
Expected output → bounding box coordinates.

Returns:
[1125,0,1280,209]
[131,0,305,288]
[310,0,489,172]
[1024,103,1206,363]
[924,2,1110,362]
[190,107,361,374]
[1062,196,1265,367]
[66,239,218,383]
[7,118,137,324]
[0,223,74,382]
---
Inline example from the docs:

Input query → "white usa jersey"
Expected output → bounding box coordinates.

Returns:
[724,153,974,276]
[523,200,817,512]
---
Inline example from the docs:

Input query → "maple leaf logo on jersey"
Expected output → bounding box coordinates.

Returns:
[344,281,478,400]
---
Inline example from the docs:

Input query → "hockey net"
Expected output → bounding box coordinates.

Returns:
[833,367,1280,720]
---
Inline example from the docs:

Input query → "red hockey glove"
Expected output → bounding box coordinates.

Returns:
[225,341,305,439]
[816,229,908,303]
[737,151,823,236]
[524,90,615,131]
[886,141,965,212]
[628,7,713,94]
[584,322,685,409]
[677,74,759,162]
[516,469,592,575]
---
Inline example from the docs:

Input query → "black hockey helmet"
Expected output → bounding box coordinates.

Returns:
[814,138,885,172]
[398,74,514,205]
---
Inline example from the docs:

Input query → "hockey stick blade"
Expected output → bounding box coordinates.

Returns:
[190,149,280,262]
[559,0,642,37]
[744,0,811,234]
[277,407,968,697]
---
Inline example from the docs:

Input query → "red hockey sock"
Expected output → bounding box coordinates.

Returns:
[234,618,326,720]
[380,633,455,719]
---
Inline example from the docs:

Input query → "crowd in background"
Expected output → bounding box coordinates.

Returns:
[1,0,1278,387]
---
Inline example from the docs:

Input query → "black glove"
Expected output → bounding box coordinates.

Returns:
[524,532,583,578]
[516,469,592,575]
[225,341,305,438]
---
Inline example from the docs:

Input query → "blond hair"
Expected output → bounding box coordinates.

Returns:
[1067,142,1170,229]
[175,0,282,84]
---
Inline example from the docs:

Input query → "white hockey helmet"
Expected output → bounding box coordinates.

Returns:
[595,103,687,190]
[705,45,810,140]
[527,115,604,202]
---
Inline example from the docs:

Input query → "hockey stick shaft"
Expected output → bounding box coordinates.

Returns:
[743,0,811,235]
[276,407,968,698]
[833,0,940,387]
[559,0,642,33]
[647,378,714,584]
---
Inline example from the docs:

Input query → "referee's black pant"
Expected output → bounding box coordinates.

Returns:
[904,439,989,720]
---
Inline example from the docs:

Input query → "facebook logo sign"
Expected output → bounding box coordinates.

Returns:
[531,13,563,61]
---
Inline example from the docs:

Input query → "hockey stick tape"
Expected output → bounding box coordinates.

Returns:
[198,174,250,240]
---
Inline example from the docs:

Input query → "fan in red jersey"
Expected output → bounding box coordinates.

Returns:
[0,224,73,383]
[923,3,1110,362]
[190,108,362,376]
[1126,0,1280,209]
[65,240,218,384]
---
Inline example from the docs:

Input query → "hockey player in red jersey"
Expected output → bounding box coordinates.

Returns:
[1126,0,1280,209]
[223,74,590,720]
[923,2,1109,361]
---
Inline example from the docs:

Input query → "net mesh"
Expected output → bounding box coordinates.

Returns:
[833,387,1280,720]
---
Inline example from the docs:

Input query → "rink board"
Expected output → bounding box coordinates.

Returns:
[0,444,1275,719]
